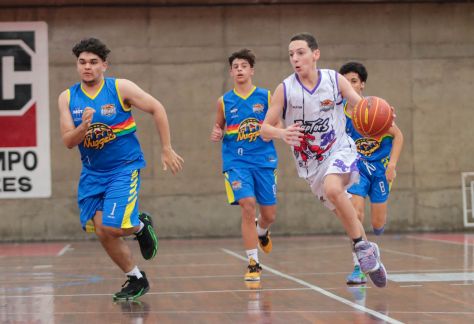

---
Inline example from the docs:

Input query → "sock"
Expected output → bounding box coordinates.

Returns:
[373,226,385,236]
[126,266,143,279]
[134,221,145,234]
[246,249,259,264]
[352,237,363,246]
[256,222,268,237]
[352,252,360,267]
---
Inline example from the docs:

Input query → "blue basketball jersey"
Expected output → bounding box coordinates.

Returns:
[221,86,278,171]
[68,77,145,173]
[344,101,393,162]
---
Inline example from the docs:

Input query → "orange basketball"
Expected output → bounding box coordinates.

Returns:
[351,96,394,137]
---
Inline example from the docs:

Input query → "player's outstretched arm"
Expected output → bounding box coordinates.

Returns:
[386,123,404,182]
[117,79,183,175]
[261,84,304,146]
[338,73,362,115]
[58,90,94,149]
[210,97,225,142]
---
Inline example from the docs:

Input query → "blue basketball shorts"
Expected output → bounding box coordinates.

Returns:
[77,168,141,232]
[348,159,390,203]
[224,168,277,206]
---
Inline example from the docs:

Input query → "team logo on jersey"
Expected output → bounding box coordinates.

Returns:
[252,103,264,114]
[237,117,260,142]
[83,122,116,149]
[101,104,116,117]
[320,99,335,112]
[355,138,380,156]
[72,107,84,121]
[231,180,242,190]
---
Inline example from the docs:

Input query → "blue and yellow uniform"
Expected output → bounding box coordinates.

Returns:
[344,102,393,203]
[68,77,145,231]
[221,86,278,205]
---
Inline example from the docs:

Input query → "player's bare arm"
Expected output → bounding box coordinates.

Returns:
[58,90,95,149]
[386,123,404,182]
[338,73,362,115]
[261,83,303,146]
[117,78,184,175]
[210,97,225,142]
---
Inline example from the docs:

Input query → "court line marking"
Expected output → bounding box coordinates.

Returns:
[221,248,403,324]
[3,287,311,298]
[406,235,472,246]
[57,244,71,257]
[382,248,436,260]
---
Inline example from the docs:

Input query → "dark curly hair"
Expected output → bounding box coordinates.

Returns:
[228,48,256,67]
[72,38,110,61]
[339,61,368,83]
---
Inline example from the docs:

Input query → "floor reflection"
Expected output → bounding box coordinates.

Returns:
[114,299,150,324]
[245,281,272,323]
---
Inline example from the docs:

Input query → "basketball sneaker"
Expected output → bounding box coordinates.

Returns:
[258,230,272,254]
[346,265,367,285]
[354,241,379,274]
[113,271,150,301]
[244,258,262,282]
[135,212,158,260]
[368,243,387,288]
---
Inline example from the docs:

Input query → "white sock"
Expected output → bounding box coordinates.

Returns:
[126,266,143,279]
[256,222,268,237]
[134,221,145,234]
[246,249,259,264]
[352,252,360,267]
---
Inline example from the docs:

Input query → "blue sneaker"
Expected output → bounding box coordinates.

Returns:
[346,265,368,285]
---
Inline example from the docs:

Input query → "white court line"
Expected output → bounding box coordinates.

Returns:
[399,285,423,288]
[3,287,311,299]
[382,248,436,260]
[221,248,403,324]
[406,235,471,246]
[57,244,71,257]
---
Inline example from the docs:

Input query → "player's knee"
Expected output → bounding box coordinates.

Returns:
[95,224,124,239]
[240,199,256,216]
[325,186,344,203]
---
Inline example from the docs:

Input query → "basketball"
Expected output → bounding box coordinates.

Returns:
[351,96,394,137]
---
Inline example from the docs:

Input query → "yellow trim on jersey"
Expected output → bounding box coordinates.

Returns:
[224,172,236,204]
[267,90,271,106]
[220,96,226,120]
[233,85,256,100]
[274,169,278,185]
[116,79,132,112]
[121,170,139,228]
[343,102,351,118]
[80,79,104,100]
[121,196,138,228]
[85,219,95,233]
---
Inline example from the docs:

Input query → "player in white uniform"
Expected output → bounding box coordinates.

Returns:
[261,32,387,287]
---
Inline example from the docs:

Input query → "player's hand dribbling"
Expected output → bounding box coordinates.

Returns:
[161,147,184,175]
[80,107,95,130]
[210,123,223,142]
[280,123,304,146]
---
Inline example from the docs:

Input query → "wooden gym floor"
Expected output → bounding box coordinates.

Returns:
[1,233,474,323]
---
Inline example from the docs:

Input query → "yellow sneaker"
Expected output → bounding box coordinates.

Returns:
[258,231,272,254]
[244,258,262,282]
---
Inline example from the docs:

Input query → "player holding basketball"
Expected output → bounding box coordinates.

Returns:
[58,38,183,300]
[340,62,404,285]
[210,49,277,283]
[261,33,387,287]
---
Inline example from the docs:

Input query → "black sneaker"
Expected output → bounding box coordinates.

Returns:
[113,271,150,301]
[135,212,158,260]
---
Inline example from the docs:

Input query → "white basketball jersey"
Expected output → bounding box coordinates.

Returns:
[283,69,355,178]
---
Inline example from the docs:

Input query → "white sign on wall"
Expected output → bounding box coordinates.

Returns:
[0,22,51,198]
